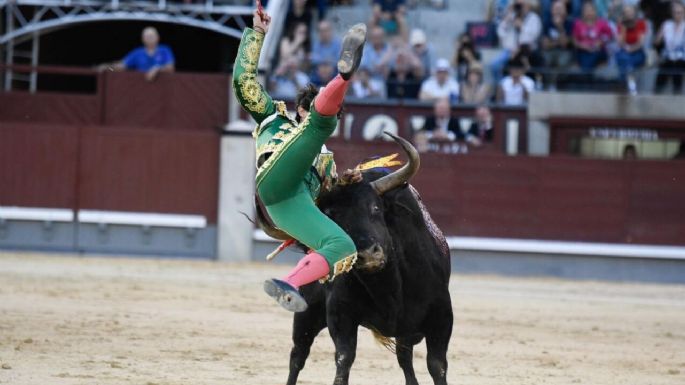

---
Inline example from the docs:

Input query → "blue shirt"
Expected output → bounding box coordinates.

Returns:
[123,44,175,72]
[310,38,341,66]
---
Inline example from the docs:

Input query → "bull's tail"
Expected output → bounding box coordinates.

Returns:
[370,327,397,354]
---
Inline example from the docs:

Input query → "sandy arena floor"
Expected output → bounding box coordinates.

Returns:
[0,252,683,385]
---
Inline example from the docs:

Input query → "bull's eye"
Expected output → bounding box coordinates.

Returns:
[371,204,381,214]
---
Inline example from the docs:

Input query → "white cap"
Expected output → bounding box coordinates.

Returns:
[409,29,427,46]
[435,58,450,71]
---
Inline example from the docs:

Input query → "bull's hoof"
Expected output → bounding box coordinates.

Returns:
[263,279,308,312]
[338,23,367,80]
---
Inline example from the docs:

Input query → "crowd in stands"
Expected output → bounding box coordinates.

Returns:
[271,0,685,103]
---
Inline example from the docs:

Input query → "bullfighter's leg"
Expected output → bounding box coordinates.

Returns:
[424,301,453,385]
[287,298,327,385]
[396,335,423,385]
[327,311,359,385]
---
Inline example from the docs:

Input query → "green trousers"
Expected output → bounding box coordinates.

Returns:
[256,107,357,275]
[231,28,356,277]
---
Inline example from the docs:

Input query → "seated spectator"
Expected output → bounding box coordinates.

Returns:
[654,1,685,94]
[541,0,583,26]
[279,22,310,67]
[573,1,614,72]
[98,26,175,82]
[487,0,513,24]
[460,65,492,104]
[370,0,408,36]
[285,0,313,33]
[417,98,465,154]
[623,143,638,160]
[269,58,310,98]
[490,0,542,83]
[311,20,341,67]
[310,61,336,87]
[419,58,460,101]
[453,33,483,80]
[614,4,647,94]
[541,0,574,70]
[466,105,495,146]
[410,28,436,76]
[351,67,386,98]
[497,58,535,105]
[361,26,395,81]
[387,50,423,99]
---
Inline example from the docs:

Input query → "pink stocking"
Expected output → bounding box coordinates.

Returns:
[284,252,330,289]
[314,74,349,116]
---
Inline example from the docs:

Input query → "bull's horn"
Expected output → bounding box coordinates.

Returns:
[370,132,420,195]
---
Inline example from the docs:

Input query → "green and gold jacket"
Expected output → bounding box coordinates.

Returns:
[232,27,336,199]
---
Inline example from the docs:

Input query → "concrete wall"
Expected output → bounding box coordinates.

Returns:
[527,92,685,155]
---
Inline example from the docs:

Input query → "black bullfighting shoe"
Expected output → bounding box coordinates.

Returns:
[263,278,308,312]
[338,23,367,80]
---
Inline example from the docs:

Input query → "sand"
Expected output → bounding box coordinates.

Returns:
[0,252,683,385]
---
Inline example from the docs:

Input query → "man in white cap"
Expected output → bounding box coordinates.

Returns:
[409,28,435,75]
[419,58,459,101]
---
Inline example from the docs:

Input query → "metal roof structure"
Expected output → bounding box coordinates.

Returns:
[1,0,254,91]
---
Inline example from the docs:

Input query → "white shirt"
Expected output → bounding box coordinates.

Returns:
[497,12,542,51]
[661,20,685,61]
[500,75,534,105]
[419,76,460,101]
[351,78,386,98]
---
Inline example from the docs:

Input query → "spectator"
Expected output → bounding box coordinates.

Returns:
[311,20,342,67]
[490,0,543,83]
[361,26,395,81]
[460,65,492,104]
[98,26,175,82]
[417,98,465,154]
[419,58,460,101]
[410,29,436,76]
[541,0,574,70]
[466,105,495,146]
[497,58,535,105]
[541,0,583,26]
[654,1,685,94]
[269,58,310,98]
[623,143,638,159]
[285,0,313,33]
[572,1,614,72]
[387,50,423,99]
[370,0,408,37]
[673,141,685,159]
[615,4,647,94]
[351,67,386,98]
[640,0,673,31]
[487,0,513,24]
[453,33,483,80]
[279,22,309,66]
[310,61,336,87]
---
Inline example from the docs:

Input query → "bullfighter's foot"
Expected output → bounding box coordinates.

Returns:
[263,278,308,312]
[338,23,367,80]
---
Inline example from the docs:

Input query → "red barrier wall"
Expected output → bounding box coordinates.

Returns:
[78,127,219,222]
[330,141,685,246]
[0,122,79,208]
[0,70,225,223]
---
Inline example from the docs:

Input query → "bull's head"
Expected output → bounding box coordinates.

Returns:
[318,133,420,273]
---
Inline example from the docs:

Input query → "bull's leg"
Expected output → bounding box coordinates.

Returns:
[424,303,453,385]
[396,337,419,385]
[327,312,359,385]
[287,301,327,385]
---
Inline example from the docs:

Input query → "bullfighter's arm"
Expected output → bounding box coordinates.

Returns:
[232,11,275,124]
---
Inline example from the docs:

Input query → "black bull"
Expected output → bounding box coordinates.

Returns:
[261,134,454,385]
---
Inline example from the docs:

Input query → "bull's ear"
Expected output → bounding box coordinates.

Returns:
[381,184,413,214]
